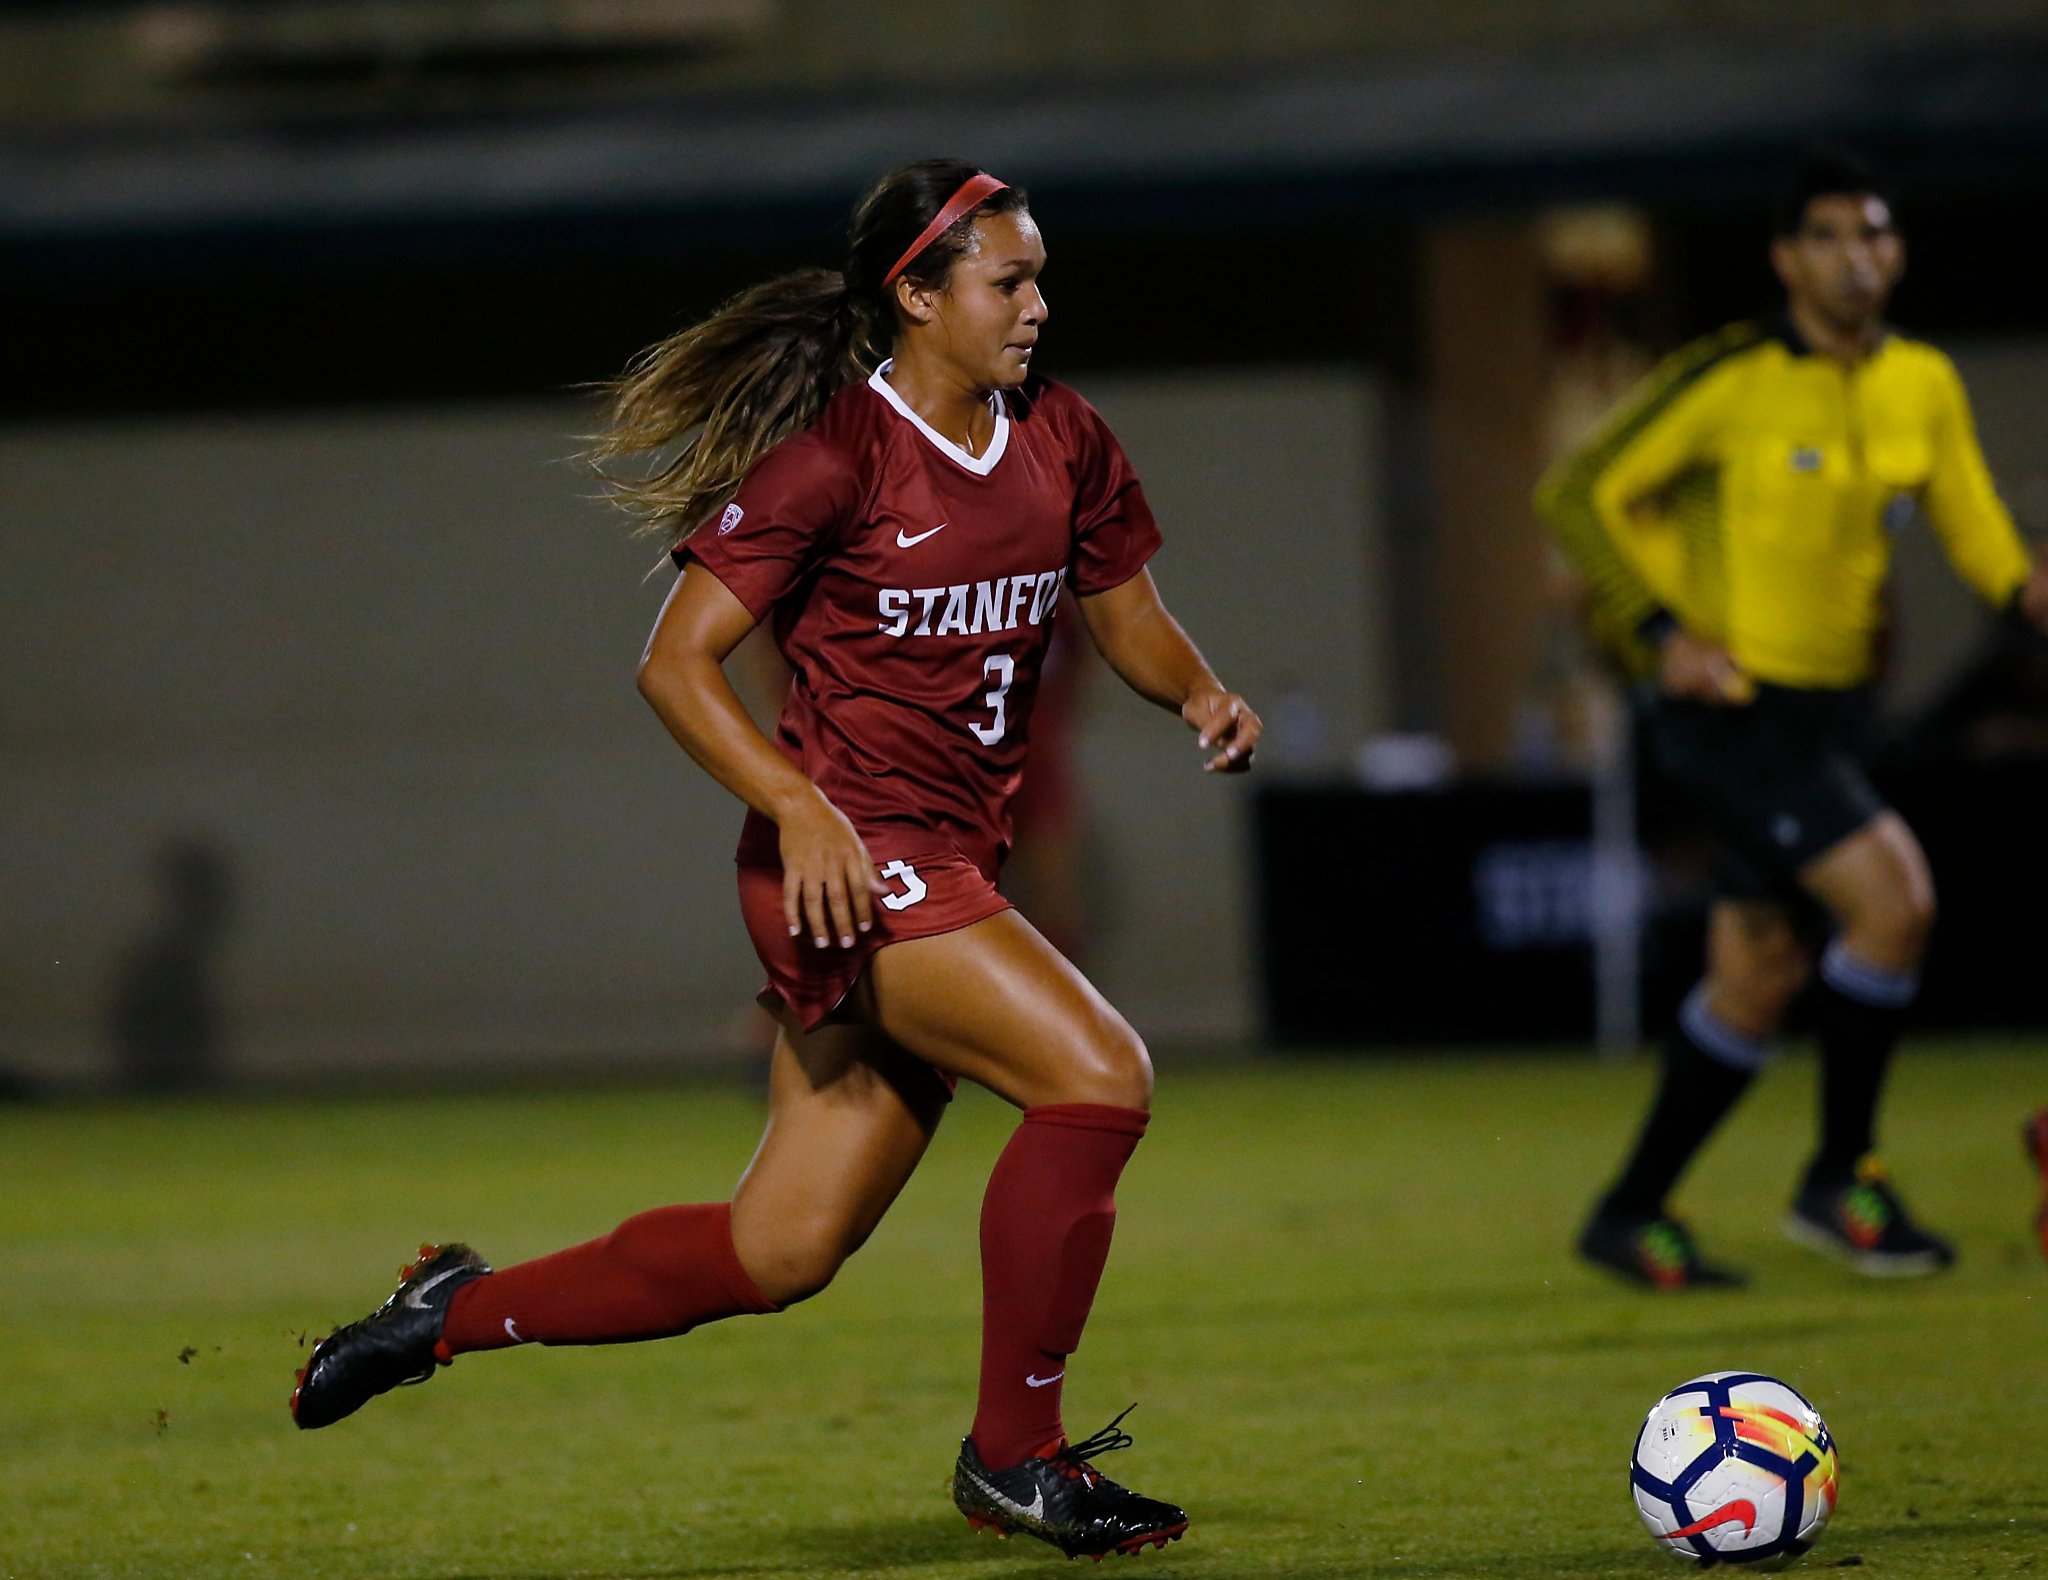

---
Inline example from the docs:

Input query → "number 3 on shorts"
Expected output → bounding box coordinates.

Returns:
[876,859,928,912]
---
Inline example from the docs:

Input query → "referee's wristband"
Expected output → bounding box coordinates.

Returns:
[1635,608,1680,647]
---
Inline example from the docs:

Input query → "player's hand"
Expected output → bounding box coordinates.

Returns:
[1658,630,1753,706]
[1183,686,1262,773]
[2018,557,2048,635]
[774,785,885,950]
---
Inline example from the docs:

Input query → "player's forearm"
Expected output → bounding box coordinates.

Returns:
[1080,579,1224,712]
[637,650,823,824]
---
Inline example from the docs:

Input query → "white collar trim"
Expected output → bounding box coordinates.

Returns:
[867,360,1009,475]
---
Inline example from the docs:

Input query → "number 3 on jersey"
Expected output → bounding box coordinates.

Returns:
[969,654,1015,745]
[876,859,928,912]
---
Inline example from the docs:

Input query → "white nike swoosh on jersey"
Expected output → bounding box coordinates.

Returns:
[967,1468,1045,1521]
[503,1318,525,1343]
[402,1265,471,1309]
[1026,1370,1065,1388]
[896,522,948,548]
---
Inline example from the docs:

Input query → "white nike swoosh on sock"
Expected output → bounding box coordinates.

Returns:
[1025,1370,1065,1388]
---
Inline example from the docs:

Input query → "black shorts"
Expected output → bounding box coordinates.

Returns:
[1650,683,1887,901]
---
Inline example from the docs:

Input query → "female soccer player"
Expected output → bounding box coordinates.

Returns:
[290,159,1261,1561]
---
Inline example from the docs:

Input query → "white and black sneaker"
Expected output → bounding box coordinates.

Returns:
[953,1407,1188,1560]
[291,1242,491,1429]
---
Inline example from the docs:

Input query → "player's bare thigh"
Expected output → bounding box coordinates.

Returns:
[852,908,1153,1112]
[728,1016,950,1307]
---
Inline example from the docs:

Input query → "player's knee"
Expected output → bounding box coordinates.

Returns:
[1750,940,1812,1016]
[739,1216,860,1307]
[1887,899,1935,968]
[1901,883,1937,952]
[1713,975,1794,1040]
[1714,943,1807,1035]
[1831,822,1938,968]
[1115,1030,1156,1111]
[1847,886,1936,970]
[1063,1019,1153,1111]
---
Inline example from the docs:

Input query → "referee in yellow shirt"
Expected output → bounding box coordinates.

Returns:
[1538,149,2048,1289]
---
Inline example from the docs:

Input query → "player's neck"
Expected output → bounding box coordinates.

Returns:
[883,350,997,456]
[1786,299,1885,367]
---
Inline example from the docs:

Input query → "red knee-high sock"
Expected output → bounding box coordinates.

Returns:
[436,1201,777,1357]
[972,1103,1148,1470]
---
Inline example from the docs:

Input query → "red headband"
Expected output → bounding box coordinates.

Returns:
[881,173,1009,287]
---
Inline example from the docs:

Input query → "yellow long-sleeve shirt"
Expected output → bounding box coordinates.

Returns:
[1536,319,2031,688]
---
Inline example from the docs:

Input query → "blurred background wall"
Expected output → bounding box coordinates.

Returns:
[0,375,1380,1078]
[4,0,2046,1083]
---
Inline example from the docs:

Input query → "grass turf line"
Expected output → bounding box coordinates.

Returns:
[2,1043,2045,1578]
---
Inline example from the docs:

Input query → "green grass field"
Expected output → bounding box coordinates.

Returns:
[5,1043,2046,1579]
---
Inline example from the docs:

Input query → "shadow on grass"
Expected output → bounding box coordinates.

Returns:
[424,1518,1662,1580]
[1254,1515,2048,1579]
[1848,1511,2048,1551]
[1449,1310,1870,1358]
[1233,1556,1640,1580]
[429,1513,1020,1579]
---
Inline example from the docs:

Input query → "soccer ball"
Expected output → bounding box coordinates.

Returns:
[1630,1371,1839,1568]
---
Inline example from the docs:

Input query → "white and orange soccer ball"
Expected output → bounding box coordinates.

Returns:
[1630,1371,1839,1569]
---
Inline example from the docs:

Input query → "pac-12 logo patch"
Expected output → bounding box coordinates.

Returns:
[717,502,745,535]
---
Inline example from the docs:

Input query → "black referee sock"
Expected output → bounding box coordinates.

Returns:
[1600,987,1765,1221]
[1810,940,1917,1182]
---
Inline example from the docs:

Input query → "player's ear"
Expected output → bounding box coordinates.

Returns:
[894,275,940,327]
[1768,237,1799,294]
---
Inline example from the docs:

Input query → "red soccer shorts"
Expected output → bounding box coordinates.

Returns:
[737,849,1012,1031]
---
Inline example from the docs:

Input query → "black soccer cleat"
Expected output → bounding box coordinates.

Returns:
[1784,1158,1955,1277]
[1577,1209,1746,1291]
[953,1407,1188,1560]
[291,1242,492,1429]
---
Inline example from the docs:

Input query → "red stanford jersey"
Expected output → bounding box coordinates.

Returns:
[680,363,1161,876]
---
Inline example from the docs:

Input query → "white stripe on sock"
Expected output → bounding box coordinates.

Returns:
[1679,984,1773,1071]
[1820,939,1918,1009]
